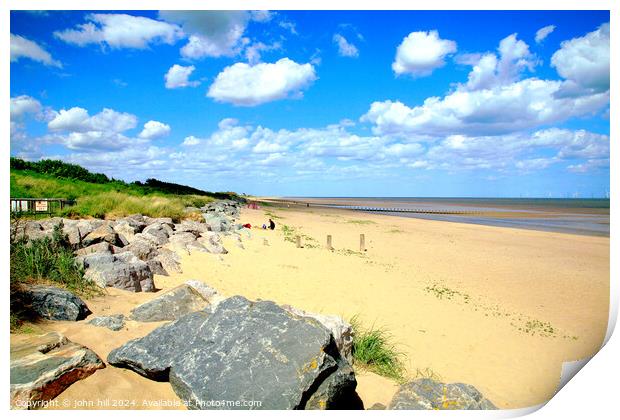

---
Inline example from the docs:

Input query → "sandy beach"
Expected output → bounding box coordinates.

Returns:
[15,202,609,410]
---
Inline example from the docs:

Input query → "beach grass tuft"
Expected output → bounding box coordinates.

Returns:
[346,219,376,225]
[350,316,406,381]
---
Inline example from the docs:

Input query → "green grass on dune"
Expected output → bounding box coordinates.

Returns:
[11,170,215,221]
[350,316,406,381]
[10,221,102,331]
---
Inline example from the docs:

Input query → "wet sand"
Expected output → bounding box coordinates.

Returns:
[12,203,609,410]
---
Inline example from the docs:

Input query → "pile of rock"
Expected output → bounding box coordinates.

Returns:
[10,278,498,410]
[14,200,244,293]
[201,200,240,219]
[109,291,362,409]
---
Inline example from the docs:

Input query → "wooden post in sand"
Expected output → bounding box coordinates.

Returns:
[296,235,302,248]
[360,234,366,252]
[263,238,269,246]
[326,234,333,250]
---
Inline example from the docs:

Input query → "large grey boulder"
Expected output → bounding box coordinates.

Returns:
[82,224,121,247]
[63,219,102,247]
[75,242,111,257]
[154,248,182,274]
[174,221,209,236]
[88,314,126,331]
[168,232,200,254]
[129,284,211,322]
[124,236,159,261]
[140,224,171,246]
[18,221,47,241]
[21,285,91,321]
[282,305,354,364]
[10,332,105,409]
[387,378,496,410]
[80,252,155,292]
[112,221,140,244]
[108,296,361,409]
[197,232,228,254]
[146,259,168,276]
[202,214,232,233]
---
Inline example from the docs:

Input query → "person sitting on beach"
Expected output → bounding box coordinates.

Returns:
[268,218,276,230]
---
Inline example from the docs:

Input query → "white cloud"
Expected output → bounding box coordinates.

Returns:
[362,78,609,137]
[420,128,609,172]
[10,34,62,67]
[392,30,456,76]
[48,107,137,133]
[244,41,281,64]
[43,106,144,151]
[53,146,170,174]
[10,95,42,120]
[535,25,556,43]
[54,13,183,49]
[164,64,200,89]
[567,159,609,173]
[43,131,140,151]
[551,22,609,92]
[250,11,273,23]
[333,34,359,57]
[138,120,171,139]
[10,96,46,144]
[182,136,201,146]
[463,34,537,91]
[160,11,256,59]
[279,21,298,35]
[516,158,557,171]
[207,58,317,106]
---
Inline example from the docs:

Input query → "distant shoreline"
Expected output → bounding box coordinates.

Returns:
[264,197,610,237]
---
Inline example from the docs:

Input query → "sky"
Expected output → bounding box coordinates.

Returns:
[9,10,610,197]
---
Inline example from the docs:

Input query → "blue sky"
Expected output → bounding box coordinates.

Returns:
[10,10,610,197]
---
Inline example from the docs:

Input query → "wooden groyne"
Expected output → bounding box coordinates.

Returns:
[335,206,482,215]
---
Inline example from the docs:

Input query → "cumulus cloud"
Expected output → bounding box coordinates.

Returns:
[160,11,264,59]
[333,34,359,57]
[164,64,200,89]
[54,13,183,49]
[10,95,42,120]
[363,27,609,139]
[535,25,556,43]
[10,34,62,67]
[138,120,171,139]
[41,106,148,151]
[244,41,281,64]
[551,22,609,92]
[170,117,608,178]
[362,78,609,138]
[48,107,137,133]
[392,30,457,76]
[182,136,201,146]
[463,34,537,91]
[207,58,317,106]
[10,95,47,144]
[421,128,609,172]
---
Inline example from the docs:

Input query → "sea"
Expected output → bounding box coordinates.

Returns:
[288,197,610,237]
